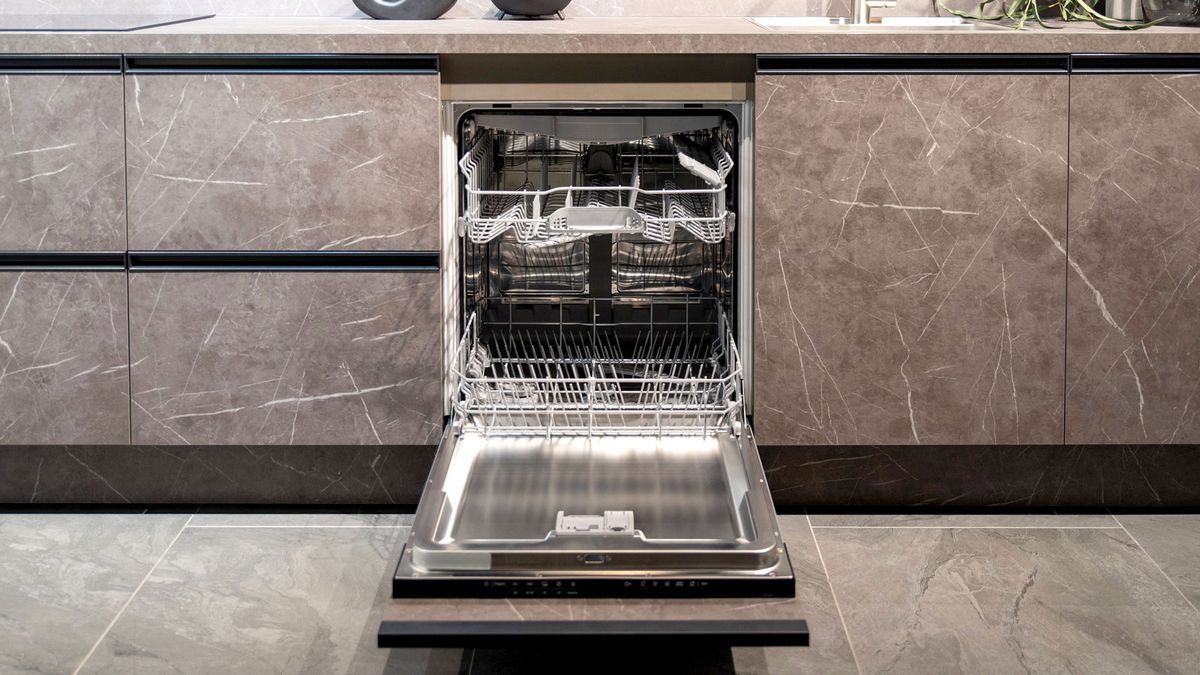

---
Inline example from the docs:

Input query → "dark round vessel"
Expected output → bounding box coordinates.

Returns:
[353,0,458,19]
[490,0,572,17]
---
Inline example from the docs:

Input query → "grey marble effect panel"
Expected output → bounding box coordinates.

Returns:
[189,511,415,526]
[126,73,439,251]
[1117,514,1200,610]
[0,74,125,251]
[810,512,1121,527]
[79,525,408,675]
[1067,74,1200,444]
[1,445,437,504]
[129,272,442,446]
[817,526,1200,674]
[0,0,843,18]
[450,0,852,17]
[4,19,1200,57]
[761,444,1200,507]
[0,514,190,675]
[754,73,1068,446]
[5,16,1200,58]
[0,271,131,444]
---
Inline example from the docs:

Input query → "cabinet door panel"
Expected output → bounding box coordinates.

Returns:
[0,74,126,250]
[754,73,1068,445]
[0,271,130,444]
[1067,74,1200,444]
[129,272,442,445]
[126,73,439,251]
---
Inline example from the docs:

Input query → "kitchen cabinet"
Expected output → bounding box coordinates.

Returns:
[753,57,1069,445]
[1066,56,1200,444]
[0,58,126,251]
[125,56,440,251]
[0,270,130,444]
[128,270,442,446]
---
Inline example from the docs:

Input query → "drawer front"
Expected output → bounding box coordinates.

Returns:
[0,270,130,444]
[1067,68,1200,443]
[0,72,126,251]
[126,69,439,251]
[129,271,442,445]
[753,62,1068,445]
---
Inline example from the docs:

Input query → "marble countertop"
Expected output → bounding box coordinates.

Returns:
[1,16,1199,55]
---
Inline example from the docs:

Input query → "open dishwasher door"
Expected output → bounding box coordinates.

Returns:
[395,426,793,598]
[395,302,793,599]
[392,102,793,599]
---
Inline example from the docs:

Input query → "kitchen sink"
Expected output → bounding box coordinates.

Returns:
[749,16,1012,30]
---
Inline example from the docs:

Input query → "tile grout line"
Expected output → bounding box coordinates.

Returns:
[71,513,195,675]
[810,525,1124,530]
[1110,511,1200,615]
[804,510,863,675]
[184,524,412,529]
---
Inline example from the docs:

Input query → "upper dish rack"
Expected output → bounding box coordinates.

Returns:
[449,299,745,437]
[458,128,735,246]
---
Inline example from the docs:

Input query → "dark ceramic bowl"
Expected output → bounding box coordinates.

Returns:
[354,0,457,19]
[1142,0,1200,23]
[491,0,573,17]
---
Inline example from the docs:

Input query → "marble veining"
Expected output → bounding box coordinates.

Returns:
[0,514,190,675]
[754,73,1068,445]
[129,272,442,445]
[0,271,130,444]
[817,526,1200,674]
[2,445,438,504]
[0,74,126,251]
[126,73,439,251]
[0,0,845,18]
[1066,74,1200,444]
[78,525,407,675]
[1116,514,1200,610]
[761,444,1200,507]
[3,18,1200,57]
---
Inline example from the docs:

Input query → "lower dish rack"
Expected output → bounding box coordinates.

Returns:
[449,302,744,437]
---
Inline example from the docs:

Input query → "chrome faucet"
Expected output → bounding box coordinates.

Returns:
[853,0,898,23]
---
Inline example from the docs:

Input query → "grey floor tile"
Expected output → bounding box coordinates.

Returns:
[732,515,857,675]
[810,513,1120,528]
[189,511,415,528]
[816,527,1200,675]
[0,513,190,675]
[78,525,410,675]
[1116,514,1200,610]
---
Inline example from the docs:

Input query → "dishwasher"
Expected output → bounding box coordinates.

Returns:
[393,101,795,599]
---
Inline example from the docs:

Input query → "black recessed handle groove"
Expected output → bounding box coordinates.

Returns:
[127,250,440,272]
[1072,53,1200,74]
[756,54,1069,74]
[377,619,810,649]
[123,54,439,74]
[0,55,123,74]
[0,251,126,271]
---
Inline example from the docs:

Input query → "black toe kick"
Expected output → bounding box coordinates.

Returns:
[377,618,809,649]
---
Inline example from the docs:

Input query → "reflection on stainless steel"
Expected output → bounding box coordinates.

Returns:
[409,104,788,596]
[498,237,589,294]
[615,237,709,294]
[407,430,780,573]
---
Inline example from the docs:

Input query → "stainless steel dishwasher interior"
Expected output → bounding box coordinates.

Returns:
[397,102,792,598]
